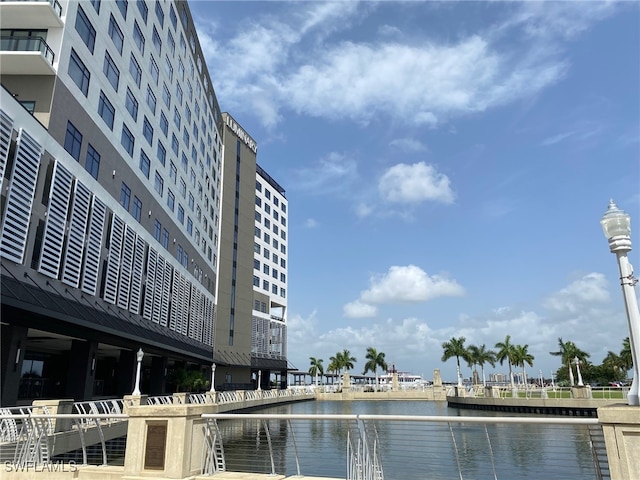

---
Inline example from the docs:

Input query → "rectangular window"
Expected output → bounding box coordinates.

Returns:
[182,127,189,146]
[75,6,96,53]
[253,276,260,287]
[68,49,90,96]
[137,0,148,22]
[162,83,171,107]
[272,284,278,294]
[85,144,100,179]
[121,124,134,156]
[149,56,159,84]
[177,205,184,223]
[281,258,286,268]
[265,190,271,200]
[157,141,166,166]
[154,172,164,196]
[176,83,183,104]
[187,217,193,235]
[116,0,127,19]
[256,181,262,192]
[170,162,177,182]
[280,288,286,298]
[64,121,82,161]
[264,233,270,243]
[171,134,179,155]
[180,153,187,172]
[108,14,124,54]
[103,51,120,91]
[188,193,194,211]
[155,2,165,26]
[179,178,186,197]
[264,249,270,260]
[125,88,138,120]
[254,226,261,238]
[90,0,100,13]
[129,54,142,87]
[139,150,150,178]
[146,86,157,114]
[161,228,169,248]
[98,91,115,130]
[173,107,181,129]
[133,196,142,222]
[272,269,278,279]
[168,32,175,55]
[154,220,161,241]
[160,112,168,136]
[152,26,162,53]
[281,244,286,254]
[169,4,177,29]
[263,280,269,291]
[164,55,173,81]
[143,117,153,145]
[167,190,175,211]
[120,182,131,210]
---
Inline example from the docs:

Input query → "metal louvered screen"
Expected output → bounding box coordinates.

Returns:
[80,196,106,296]
[142,247,158,321]
[38,161,73,279]
[169,269,180,331]
[0,110,14,183]
[103,215,124,304]
[116,226,136,311]
[61,180,91,287]
[0,129,42,264]
[159,259,172,327]
[129,235,145,315]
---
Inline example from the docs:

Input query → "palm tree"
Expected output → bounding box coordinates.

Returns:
[337,349,356,374]
[550,338,590,386]
[362,347,388,390]
[468,344,496,386]
[327,357,340,386]
[441,336,469,386]
[620,337,633,373]
[512,344,534,386]
[308,357,324,387]
[495,335,517,389]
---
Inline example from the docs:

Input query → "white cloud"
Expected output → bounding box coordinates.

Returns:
[304,218,319,228]
[292,152,358,193]
[354,265,465,306]
[379,162,454,204]
[543,273,610,313]
[389,138,428,153]
[343,300,378,319]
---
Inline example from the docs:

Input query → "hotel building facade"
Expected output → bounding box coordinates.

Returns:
[0,0,288,406]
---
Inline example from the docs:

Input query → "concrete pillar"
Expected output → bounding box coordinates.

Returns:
[117,350,136,397]
[0,324,28,407]
[150,356,168,395]
[65,339,98,401]
[598,404,640,480]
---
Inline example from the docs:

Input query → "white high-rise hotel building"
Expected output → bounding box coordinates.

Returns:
[0,0,288,406]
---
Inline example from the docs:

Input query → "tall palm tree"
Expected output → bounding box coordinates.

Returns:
[441,336,469,386]
[468,344,496,386]
[495,335,516,389]
[363,347,388,390]
[308,357,324,387]
[620,337,633,373]
[337,349,357,373]
[512,344,534,385]
[549,338,590,386]
[327,358,340,385]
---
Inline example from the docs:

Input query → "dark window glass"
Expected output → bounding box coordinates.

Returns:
[154,220,161,241]
[120,182,131,210]
[115,0,127,19]
[121,124,134,156]
[161,228,169,248]
[103,51,119,90]
[155,3,165,27]
[149,56,159,84]
[137,0,148,23]
[129,54,142,87]
[154,172,164,196]
[167,190,175,211]
[68,49,90,96]
[98,91,115,130]
[169,5,177,29]
[125,87,138,120]
[160,112,168,136]
[143,117,153,145]
[108,14,124,54]
[133,21,145,54]
[152,26,162,53]
[85,144,100,179]
[157,141,166,166]
[75,6,96,53]
[64,121,82,161]
[139,150,150,178]
[90,0,100,13]
[146,86,156,114]
[133,196,142,222]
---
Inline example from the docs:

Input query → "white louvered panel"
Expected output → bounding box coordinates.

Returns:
[116,225,135,310]
[80,196,106,295]
[38,161,73,279]
[129,235,145,315]
[142,247,158,321]
[195,289,204,342]
[151,254,165,324]
[179,274,189,336]
[188,284,198,340]
[251,317,258,353]
[202,299,214,347]
[0,110,14,183]
[0,129,42,264]
[159,259,172,327]
[169,269,180,331]
[61,180,91,287]
[103,215,124,304]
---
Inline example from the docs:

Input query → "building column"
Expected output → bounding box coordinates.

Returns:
[1,324,28,407]
[65,339,98,401]
[116,350,136,397]
[150,356,168,395]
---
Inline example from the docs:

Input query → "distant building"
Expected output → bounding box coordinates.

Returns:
[0,0,288,405]
[489,373,508,383]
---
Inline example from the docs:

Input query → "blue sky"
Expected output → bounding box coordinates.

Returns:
[190,1,640,382]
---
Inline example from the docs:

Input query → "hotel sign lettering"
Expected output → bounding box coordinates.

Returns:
[225,115,257,154]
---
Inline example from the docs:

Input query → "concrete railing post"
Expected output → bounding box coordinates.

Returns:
[598,404,640,480]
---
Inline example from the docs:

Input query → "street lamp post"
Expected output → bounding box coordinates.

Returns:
[601,199,640,406]
[257,370,262,391]
[132,348,144,396]
[209,363,216,393]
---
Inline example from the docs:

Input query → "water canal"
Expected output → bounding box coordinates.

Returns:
[218,400,599,479]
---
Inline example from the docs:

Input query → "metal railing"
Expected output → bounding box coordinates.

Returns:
[201,413,607,480]
[0,0,63,16]
[0,36,55,65]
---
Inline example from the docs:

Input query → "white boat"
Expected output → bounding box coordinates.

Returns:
[379,371,430,386]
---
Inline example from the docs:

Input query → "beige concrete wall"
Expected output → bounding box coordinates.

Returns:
[598,403,640,480]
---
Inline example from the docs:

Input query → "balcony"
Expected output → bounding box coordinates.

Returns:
[0,35,55,74]
[0,0,63,29]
